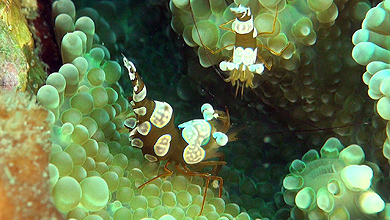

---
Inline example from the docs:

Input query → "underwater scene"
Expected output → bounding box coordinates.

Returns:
[1,0,390,219]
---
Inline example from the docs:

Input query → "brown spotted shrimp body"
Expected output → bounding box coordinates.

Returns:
[122,55,230,215]
[192,4,290,96]
[219,4,265,89]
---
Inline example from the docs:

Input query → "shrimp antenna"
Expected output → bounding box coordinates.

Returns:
[188,3,227,82]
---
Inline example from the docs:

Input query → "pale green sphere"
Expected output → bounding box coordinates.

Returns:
[102,171,119,192]
[161,180,173,192]
[91,87,108,108]
[192,20,219,48]
[307,0,332,12]
[94,142,110,162]
[176,191,192,209]
[37,85,60,109]
[141,160,159,178]
[116,186,134,203]
[80,117,99,138]
[72,56,89,78]
[67,207,87,219]
[103,104,116,120]
[82,215,104,220]
[147,196,162,208]
[112,153,128,169]
[236,212,251,220]
[61,122,74,136]
[70,165,87,182]
[46,73,66,93]
[52,176,81,212]
[170,207,185,219]
[48,163,59,188]
[162,191,177,207]
[102,61,121,84]
[377,96,390,120]
[87,171,101,177]
[171,175,189,191]
[102,121,116,139]
[191,194,203,207]
[82,157,96,172]
[70,92,94,114]
[127,168,144,180]
[224,203,240,217]
[205,211,220,219]
[112,118,124,131]
[152,206,168,219]
[89,47,105,64]
[59,63,79,85]
[186,205,201,218]
[91,129,105,142]
[130,195,148,210]
[190,0,211,17]
[118,176,131,189]
[133,208,148,220]
[87,68,106,86]
[75,16,95,51]
[61,33,83,63]
[113,207,132,220]
[71,124,90,145]
[89,108,110,128]
[82,139,99,157]
[116,96,129,113]
[61,108,83,126]
[186,184,203,196]
[80,176,110,211]
[50,151,74,177]
[111,103,122,116]
[137,182,158,198]
[65,143,87,166]
[105,87,118,104]
[95,162,109,175]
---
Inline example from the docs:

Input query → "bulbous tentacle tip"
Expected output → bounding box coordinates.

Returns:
[213,132,228,146]
[201,103,215,120]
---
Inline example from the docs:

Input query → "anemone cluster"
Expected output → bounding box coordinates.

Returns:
[283,137,387,219]
[352,0,390,165]
[170,0,338,70]
[33,0,252,219]
[169,0,377,152]
[169,0,390,219]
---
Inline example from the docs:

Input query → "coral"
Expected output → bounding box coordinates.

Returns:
[0,10,29,90]
[282,137,388,219]
[0,0,55,93]
[0,90,63,219]
[0,0,33,47]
